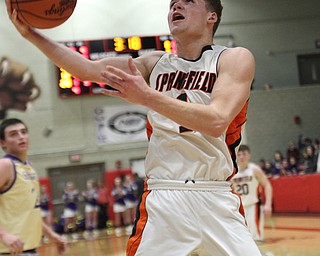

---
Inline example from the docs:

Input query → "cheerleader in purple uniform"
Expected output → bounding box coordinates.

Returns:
[123,174,138,226]
[62,181,79,240]
[82,179,99,239]
[111,177,131,236]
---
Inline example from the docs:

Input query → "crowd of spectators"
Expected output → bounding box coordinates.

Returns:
[259,135,320,178]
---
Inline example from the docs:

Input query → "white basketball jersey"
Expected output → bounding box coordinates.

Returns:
[231,163,260,206]
[145,45,248,182]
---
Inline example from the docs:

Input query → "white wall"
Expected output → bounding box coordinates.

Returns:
[220,0,320,88]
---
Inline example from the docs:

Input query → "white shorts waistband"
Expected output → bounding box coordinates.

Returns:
[146,179,232,191]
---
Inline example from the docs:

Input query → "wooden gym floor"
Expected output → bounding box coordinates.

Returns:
[39,215,320,256]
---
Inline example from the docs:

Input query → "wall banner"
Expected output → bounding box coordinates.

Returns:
[94,105,148,144]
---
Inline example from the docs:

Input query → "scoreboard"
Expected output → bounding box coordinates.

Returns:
[57,35,177,97]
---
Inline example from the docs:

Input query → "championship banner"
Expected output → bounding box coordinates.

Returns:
[94,105,148,144]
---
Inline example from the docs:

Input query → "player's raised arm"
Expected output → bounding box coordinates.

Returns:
[5,0,157,83]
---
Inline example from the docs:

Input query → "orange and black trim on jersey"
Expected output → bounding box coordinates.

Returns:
[255,184,262,237]
[231,189,247,223]
[255,203,261,237]
[226,100,249,181]
[126,181,151,256]
[146,117,153,141]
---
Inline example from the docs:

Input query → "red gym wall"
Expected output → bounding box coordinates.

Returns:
[270,173,320,213]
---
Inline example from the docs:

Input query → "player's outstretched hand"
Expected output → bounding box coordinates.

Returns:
[100,57,153,106]
[5,0,33,38]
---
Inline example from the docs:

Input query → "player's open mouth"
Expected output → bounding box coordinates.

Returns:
[172,13,185,21]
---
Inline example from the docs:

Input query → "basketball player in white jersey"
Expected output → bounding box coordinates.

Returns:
[0,118,66,255]
[6,0,261,255]
[231,145,273,241]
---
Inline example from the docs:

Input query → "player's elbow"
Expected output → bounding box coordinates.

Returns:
[204,118,229,138]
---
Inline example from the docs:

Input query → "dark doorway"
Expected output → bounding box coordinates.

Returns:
[48,163,105,218]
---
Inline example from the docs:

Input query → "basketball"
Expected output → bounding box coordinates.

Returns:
[11,0,77,29]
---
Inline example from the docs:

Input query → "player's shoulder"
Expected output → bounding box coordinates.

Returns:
[138,50,165,65]
[251,162,265,176]
[136,50,166,77]
[249,162,260,169]
[0,157,14,169]
[223,46,253,56]
[0,157,15,189]
[218,47,255,77]
[220,47,254,64]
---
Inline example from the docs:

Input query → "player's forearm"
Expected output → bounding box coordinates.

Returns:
[42,221,55,238]
[144,89,229,137]
[24,30,98,81]
[264,183,273,207]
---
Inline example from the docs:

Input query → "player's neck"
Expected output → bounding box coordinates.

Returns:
[5,152,27,163]
[238,163,249,171]
[175,36,213,60]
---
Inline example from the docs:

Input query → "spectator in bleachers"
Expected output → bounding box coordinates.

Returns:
[298,135,312,158]
[272,150,283,177]
[313,139,319,172]
[312,138,319,153]
[258,159,266,172]
[280,159,290,176]
[301,145,317,174]
[258,135,319,176]
[286,141,300,162]
[287,156,301,175]
[263,160,274,178]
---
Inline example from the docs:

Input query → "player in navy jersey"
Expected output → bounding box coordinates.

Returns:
[6,0,259,255]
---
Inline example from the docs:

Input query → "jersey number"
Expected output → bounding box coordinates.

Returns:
[235,183,249,196]
[177,93,192,133]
